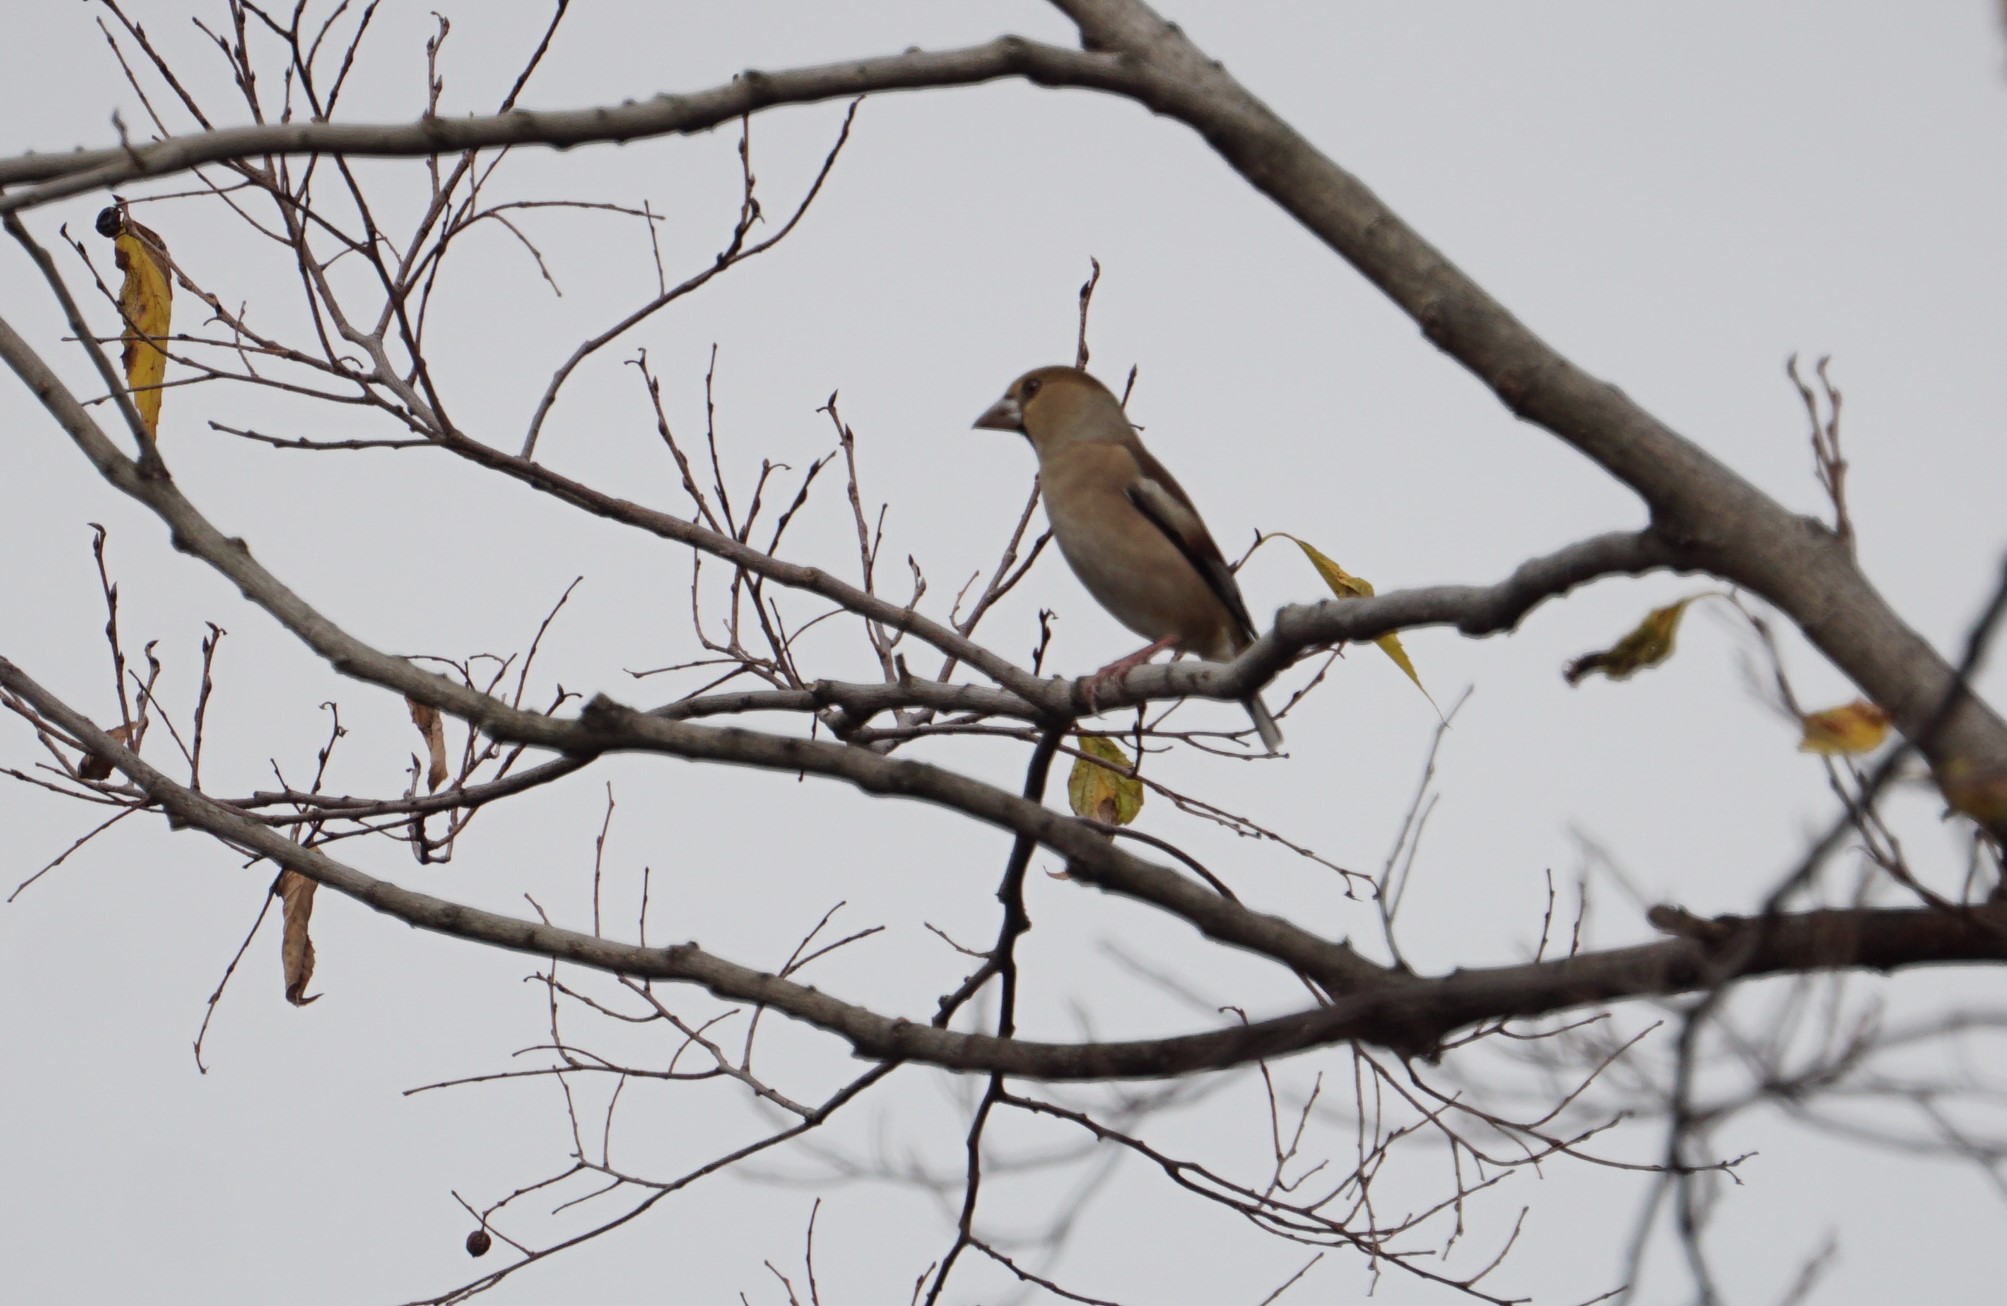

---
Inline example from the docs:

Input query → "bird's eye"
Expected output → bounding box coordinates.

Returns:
[1022,378,1042,398]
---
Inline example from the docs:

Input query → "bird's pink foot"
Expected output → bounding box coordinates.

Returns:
[1080,636,1177,715]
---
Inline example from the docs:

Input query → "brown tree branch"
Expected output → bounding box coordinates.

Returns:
[0,262,1677,877]
[6,10,1997,1301]
[0,38,1127,211]
[1044,0,2007,786]
[4,654,2005,1085]
[12,3,1988,795]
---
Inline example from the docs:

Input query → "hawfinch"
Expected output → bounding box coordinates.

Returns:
[974,365,1282,753]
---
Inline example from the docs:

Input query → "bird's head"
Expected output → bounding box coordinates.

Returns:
[973,366,1127,455]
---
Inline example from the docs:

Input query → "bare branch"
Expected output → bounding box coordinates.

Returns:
[0,38,1127,211]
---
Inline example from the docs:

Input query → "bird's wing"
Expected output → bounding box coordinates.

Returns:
[1123,450,1259,644]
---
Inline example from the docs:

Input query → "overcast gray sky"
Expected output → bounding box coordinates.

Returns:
[5,3,2007,1303]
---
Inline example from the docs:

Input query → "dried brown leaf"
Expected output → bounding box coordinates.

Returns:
[78,721,137,782]
[406,696,449,792]
[277,869,320,1006]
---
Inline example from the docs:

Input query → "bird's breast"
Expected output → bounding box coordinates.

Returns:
[1040,450,1236,656]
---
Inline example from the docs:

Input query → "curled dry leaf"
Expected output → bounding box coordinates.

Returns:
[77,721,137,781]
[406,696,449,792]
[1285,535,1439,715]
[1797,699,1891,755]
[277,869,320,1006]
[96,206,173,437]
[1068,734,1144,826]
[1564,597,1696,685]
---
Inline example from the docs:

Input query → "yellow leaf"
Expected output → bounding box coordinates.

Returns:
[1564,599,1694,685]
[98,207,172,437]
[1797,699,1890,755]
[276,869,320,1006]
[1294,538,1373,601]
[1936,758,2007,828]
[1068,735,1144,826]
[406,696,449,792]
[1288,536,1439,714]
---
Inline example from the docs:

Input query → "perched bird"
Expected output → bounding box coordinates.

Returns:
[974,365,1282,752]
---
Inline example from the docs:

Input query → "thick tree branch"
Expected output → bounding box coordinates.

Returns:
[0,288,1701,1010]
[1046,0,2007,782]
[0,272,1390,987]
[0,261,1675,738]
[16,4,1993,788]
[0,38,1126,212]
[7,652,2004,1083]
[5,12,1998,1300]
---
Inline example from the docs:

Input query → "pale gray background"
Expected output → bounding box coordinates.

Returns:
[4,2,2006,1302]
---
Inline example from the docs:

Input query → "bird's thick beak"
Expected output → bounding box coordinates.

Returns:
[972,395,1022,432]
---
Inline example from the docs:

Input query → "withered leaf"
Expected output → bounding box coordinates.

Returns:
[1938,758,2007,829]
[406,696,449,793]
[1565,599,1696,685]
[277,869,320,1006]
[1067,734,1144,826]
[1287,535,1438,714]
[99,207,173,437]
[1798,699,1890,755]
[78,721,138,782]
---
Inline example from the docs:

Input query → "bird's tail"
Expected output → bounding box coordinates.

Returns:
[1243,693,1283,754]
